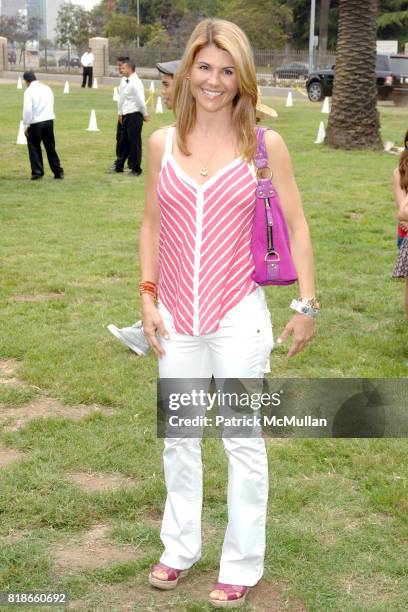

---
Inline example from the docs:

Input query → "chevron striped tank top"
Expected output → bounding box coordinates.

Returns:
[157,127,258,336]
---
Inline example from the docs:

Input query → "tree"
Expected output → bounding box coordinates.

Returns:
[56,3,93,50]
[326,0,382,150]
[104,13,140,42]
[218,0,289,49]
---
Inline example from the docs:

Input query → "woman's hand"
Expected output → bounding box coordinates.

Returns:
[141,300,170,358]
[277,314,315,357]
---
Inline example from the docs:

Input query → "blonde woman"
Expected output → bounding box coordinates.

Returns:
[139,19,318,608]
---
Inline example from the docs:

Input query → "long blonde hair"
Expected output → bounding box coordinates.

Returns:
[399,129,408,192]
[173,19,258,160]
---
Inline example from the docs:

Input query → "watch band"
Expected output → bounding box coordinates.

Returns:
[290,298,320,318]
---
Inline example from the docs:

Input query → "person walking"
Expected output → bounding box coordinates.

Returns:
[140,19,318,607]
[392,129,408,314]
[80,47,94,88]
[22,71,64,181]
[113,60,149,176]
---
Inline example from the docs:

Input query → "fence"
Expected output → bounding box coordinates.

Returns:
[6,42,335,86]
[6,43,82,74]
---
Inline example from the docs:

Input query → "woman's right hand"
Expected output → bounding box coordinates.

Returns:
[141,297,170,357]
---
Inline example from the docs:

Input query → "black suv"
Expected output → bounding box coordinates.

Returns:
[306,54,408,105]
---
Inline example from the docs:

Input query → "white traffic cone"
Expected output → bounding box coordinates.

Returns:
[16,120,27,144]
[322,96,330,114]
[92,77,98,89]
[86,110,99,131]
[149,81,155,94]
[155,96,163,113]
[113,86,119,102]
[17,77,22,89]
[285,91,293,107]
[314,121,326,144]
[63,80,69,94]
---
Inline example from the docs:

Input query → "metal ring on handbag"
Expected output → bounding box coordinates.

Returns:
[265,250,280,262]
[256,166,273,180]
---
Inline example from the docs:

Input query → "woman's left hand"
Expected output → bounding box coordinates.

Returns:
[277,314,315,357]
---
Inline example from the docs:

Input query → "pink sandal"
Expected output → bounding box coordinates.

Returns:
[209,582,250,608]
[148,562,190,590]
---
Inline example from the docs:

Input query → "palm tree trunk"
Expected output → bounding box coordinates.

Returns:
[326,0,382,150]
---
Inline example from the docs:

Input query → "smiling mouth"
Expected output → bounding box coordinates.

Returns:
[201,89,223,98]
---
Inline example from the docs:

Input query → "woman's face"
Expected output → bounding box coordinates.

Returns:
[189,44,239,113]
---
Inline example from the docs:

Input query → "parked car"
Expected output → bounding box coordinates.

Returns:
[273,61,309,80]
[58,55,80,67]
[306,54,408,105]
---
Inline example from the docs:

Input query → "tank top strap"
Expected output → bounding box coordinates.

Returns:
[161,126,175,168]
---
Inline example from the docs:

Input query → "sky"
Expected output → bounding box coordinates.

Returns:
[75,0,100,9]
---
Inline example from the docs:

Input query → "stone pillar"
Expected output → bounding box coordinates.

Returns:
[89,37,109,78]
[0,37,8,74]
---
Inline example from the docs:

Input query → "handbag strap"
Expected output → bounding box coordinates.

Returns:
[254,127,269,170]
[254,127,278,259]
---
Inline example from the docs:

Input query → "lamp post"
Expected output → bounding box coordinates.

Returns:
[137,0,140,48]
[309,0,316,72]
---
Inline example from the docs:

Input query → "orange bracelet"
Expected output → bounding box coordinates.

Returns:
[139,281,158,300]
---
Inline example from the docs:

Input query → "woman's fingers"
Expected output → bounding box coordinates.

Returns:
[143,314,170,358]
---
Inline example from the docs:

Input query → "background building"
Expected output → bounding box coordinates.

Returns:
[1,0,66,41]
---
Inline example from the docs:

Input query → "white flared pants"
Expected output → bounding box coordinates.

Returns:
[157,288,273,586]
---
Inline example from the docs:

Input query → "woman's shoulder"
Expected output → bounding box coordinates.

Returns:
[262,127,286,149]
[147,126,174,159]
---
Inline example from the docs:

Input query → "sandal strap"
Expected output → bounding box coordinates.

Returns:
[212,583,249,601]
[151,562,182,581]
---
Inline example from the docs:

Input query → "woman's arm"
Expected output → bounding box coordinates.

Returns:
[394,168,408,223]
[139,129,169,356]
[265,129,316,357]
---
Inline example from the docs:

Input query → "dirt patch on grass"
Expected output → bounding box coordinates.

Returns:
[2,529,29,544]
[345,212,364,221]
[0,447,23,468]
[67,575,306,611]
[53,523,139,572]
[248,581,307,611]
[13,293,65,302]
[0,398,116,431]
[0,358,22,386]
[68,472,137,492]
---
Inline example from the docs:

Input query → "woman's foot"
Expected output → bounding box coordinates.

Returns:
[209,583,250,608]
[148,562,190,590]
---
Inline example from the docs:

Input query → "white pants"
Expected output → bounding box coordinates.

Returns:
[157,288,273,586]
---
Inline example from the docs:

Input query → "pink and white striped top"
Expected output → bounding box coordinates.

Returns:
[157,127,258,336]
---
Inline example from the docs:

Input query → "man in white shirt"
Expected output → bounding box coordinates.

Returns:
[113,60,149,175]
[113,56,129,163]
[80,47,94,88]
[22,71,64,180]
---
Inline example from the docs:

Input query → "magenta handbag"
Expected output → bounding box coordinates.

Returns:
[251,127,298,285]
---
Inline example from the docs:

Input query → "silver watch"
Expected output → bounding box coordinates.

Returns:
[290,297,320,318]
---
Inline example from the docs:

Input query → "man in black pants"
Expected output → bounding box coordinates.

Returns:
[114,56,129,160]
[22,71,64,180]
[80,47,94,88]
[114,60,149,175]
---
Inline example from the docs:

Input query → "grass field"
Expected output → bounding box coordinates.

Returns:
[0,82,407,611]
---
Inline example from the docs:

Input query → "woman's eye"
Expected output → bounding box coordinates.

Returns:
[199,65,208,70]
[224,69,234,76]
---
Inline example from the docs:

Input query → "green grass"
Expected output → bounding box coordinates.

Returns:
[0,83,408,610]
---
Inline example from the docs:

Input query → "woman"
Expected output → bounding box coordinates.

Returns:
[139,19,318,607]
[392,129,408,315]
